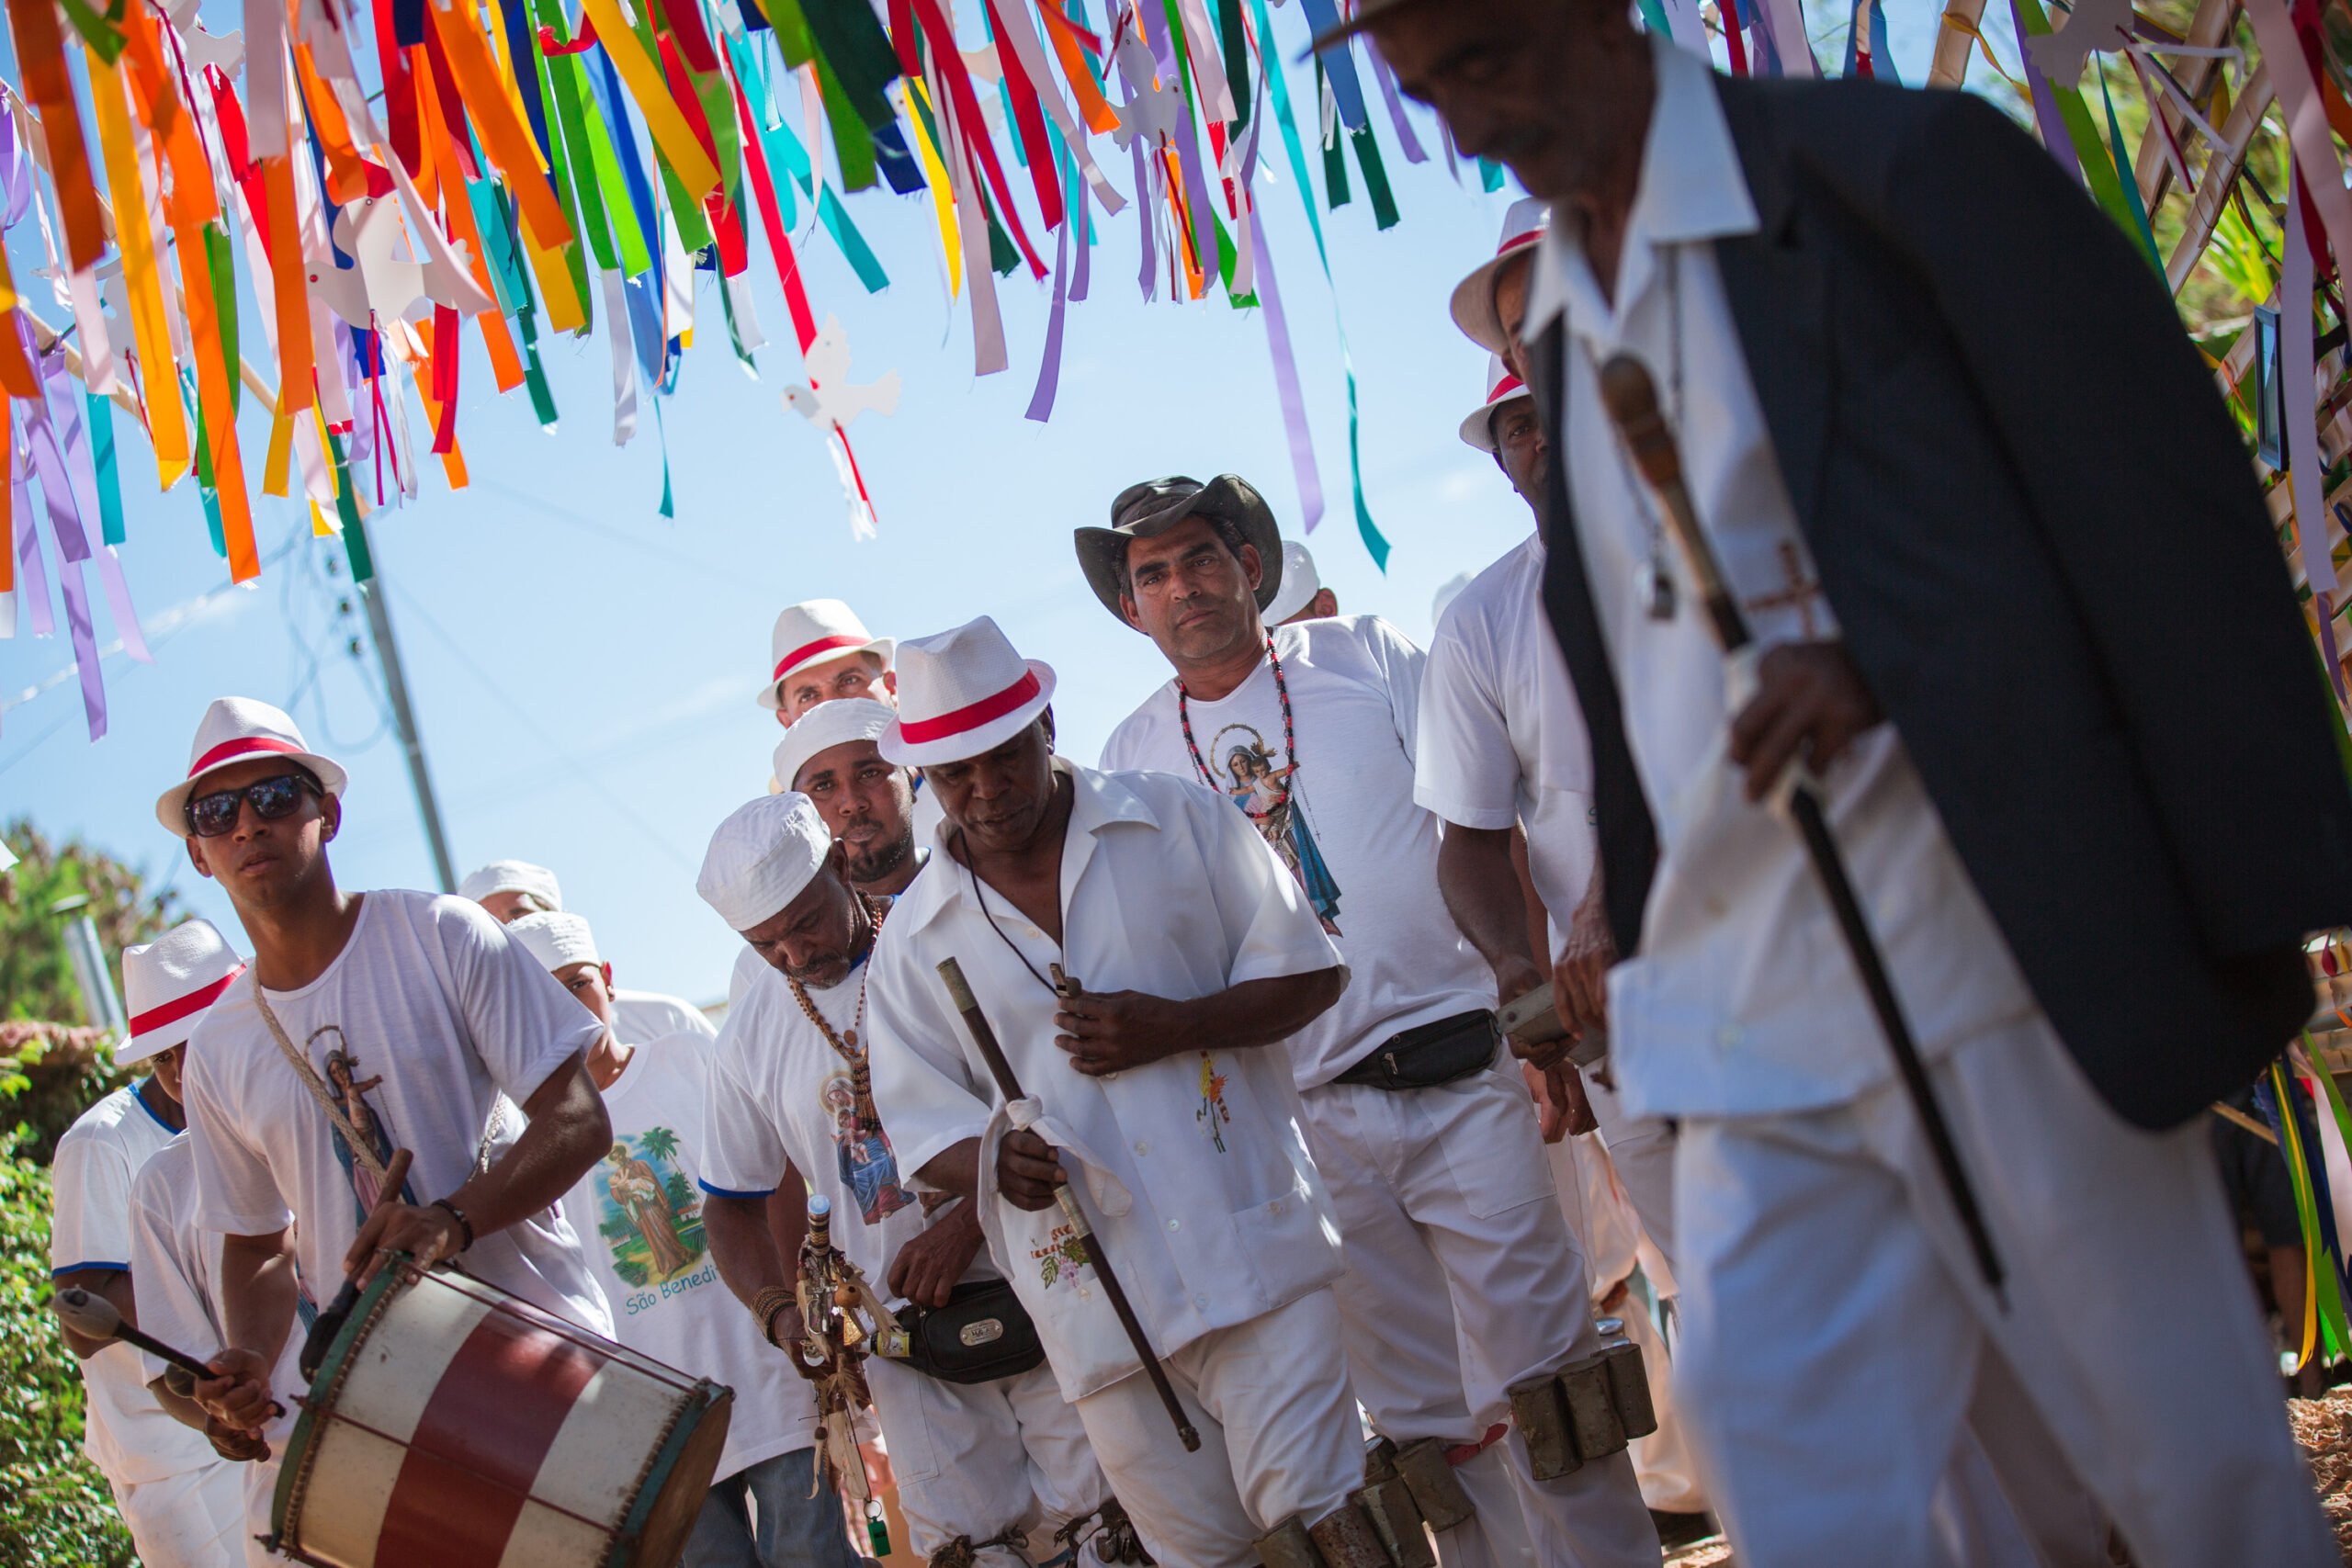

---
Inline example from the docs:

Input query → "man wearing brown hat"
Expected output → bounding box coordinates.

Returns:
[1087,479,1658,1567]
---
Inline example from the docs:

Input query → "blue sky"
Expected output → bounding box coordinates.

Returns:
[3,5,2009,1010]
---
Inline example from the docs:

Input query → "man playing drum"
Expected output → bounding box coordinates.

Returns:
[861,617,1379,1568]
[695,791,1134,1566]
[164,699,616,1454]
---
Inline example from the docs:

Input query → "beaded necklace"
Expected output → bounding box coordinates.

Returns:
[1177,632,1295,804]
[788,892,887,1126]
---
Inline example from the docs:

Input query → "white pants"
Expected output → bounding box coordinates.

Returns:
[1673,1015,2334,1567]
[116,1460,249,1568]
[1071,1292,1363,1568]
[1304,1066,1657,1568]
[867,1357,1114,1565]
[1581,1072,1679,1272]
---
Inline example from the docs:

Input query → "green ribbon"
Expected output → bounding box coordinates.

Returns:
[1248,0,1388,569]
[85,393,123,546]
[2096,68,2162,275]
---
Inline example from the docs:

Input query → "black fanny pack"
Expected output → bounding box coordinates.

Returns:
[1333,1009,1499,1091]
[893,1279,1046,1385]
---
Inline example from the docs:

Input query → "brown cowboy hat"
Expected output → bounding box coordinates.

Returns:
[1074,474,1286,627]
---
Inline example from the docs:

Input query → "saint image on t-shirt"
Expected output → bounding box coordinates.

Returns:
[1212,724,1342,933]
[595,1131,706,1286]
[316,1034,410,1221]
[823,1073,911,1226]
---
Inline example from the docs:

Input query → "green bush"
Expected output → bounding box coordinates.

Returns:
[0,1126,133,1566]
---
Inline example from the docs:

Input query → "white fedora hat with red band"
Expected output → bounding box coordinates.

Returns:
[119,918,245,1065]
[1460,354,1534,453]
[757,600,896,711]
[155,696,348,836]
[1450,197,1550,355]
[879,616,1057,770]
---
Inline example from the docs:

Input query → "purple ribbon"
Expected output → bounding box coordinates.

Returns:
[2008,0,2085,186]
[1249,206,1324,531]
[14,484,53,637]
[21,340,109,737]
[1072,163,1092,304]
[1027,146,1076,423]
[1364,43,1426,164]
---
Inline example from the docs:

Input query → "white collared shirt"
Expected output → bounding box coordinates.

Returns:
[865,762,1347,1399]
[1416,532,1599,944]
[1524,37,2037,1120]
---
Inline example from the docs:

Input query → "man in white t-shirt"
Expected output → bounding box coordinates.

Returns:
[865,618,1381,1567]
[459,858,715,1045]
[51,919,252,1566]
[508,910,862,1568]
[1087,475,1658,1565]
[157,698,615,1453]
[694,793,1137,1566]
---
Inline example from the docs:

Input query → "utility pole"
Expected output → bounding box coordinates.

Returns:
[348,514,458,893]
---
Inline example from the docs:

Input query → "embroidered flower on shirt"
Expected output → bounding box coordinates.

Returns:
[1196,1054,1231,1153]
[1032,1223,1088,1288]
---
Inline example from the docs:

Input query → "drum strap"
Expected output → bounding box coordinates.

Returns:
[252,973,390,1182]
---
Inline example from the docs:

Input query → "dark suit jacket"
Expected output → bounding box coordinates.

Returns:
[1532,72,2352,1130]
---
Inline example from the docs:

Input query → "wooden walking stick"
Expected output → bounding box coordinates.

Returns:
[1597,354,2007,1303]
[935,957,1202,1451]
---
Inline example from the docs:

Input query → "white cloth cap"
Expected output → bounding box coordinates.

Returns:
[120,919,245,1065]
[1451,197,1549,355]
[1263,541,1324,625]
[458,859,564,909]
[879,616,1057,769]
[155,697,348,836]
[773,698,898,795]
[757,600,896,711]
[507,911,602,974]
[698,793,835,932]
[1460,354,1534,453]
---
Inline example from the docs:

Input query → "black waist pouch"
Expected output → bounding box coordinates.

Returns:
[893,1279,1047,1385]
[1333,1009,1499,1090]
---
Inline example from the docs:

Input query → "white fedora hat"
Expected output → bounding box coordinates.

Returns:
[879,616,1057,770]
[458,859,564,909]
[1450,197,1549,355]
[119,918,245,1065]
[757,600,896,711]
[155,697,347,837]
[1459,355,1534,453]
[1263,541,1324,625]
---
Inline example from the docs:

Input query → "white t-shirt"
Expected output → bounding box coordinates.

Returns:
[1102,615,1497,1088]
[615,989,716,1047]
[184,890,614,1340]
[702,959,967,1308]
[50,1083,217,1485]
[1415,533,1599,948]
[565,1031,815,1480]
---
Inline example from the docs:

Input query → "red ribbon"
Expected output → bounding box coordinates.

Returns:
[773,632,865,682]
[897,671,1041,745]
[187,735,306,777]
[128,965,246,1039]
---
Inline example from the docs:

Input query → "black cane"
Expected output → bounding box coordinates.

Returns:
[1598,355,2007,1303]
[936,957,1203,1450]
[303,1146,415,1379]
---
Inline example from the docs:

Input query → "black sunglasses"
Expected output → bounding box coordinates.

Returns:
[186,773,322,838]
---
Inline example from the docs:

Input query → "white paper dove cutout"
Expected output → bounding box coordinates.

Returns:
[1111,39,1186,152]
[309,194,492,329]
[2024,0,2132,87]
[781,316,902,431]
[164,0,244,79]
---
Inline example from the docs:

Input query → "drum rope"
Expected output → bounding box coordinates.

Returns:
[251,974,391,1182]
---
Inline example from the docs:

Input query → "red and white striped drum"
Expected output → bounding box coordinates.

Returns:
[269,1258,731,1568]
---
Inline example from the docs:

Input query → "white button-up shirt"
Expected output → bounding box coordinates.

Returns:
[865,762,1347,1399]
[1525,37,2038,1121]
[1416,531,1598,943]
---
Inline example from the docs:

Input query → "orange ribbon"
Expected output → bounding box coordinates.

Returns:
[10,0,107,271]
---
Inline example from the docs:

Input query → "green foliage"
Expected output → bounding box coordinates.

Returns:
[0,1127,133,1566]
[0,817,185,1028]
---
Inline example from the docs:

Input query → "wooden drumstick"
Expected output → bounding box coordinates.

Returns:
[54,1289,288,1419]
[301,1148,414,1382]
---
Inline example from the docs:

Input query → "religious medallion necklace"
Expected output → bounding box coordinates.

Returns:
[1585,243,1685,620]
[788,892,887,1122]
[1176,631,1297,807]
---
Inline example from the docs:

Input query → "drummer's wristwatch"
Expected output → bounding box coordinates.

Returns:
[430,1198,476,1257]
